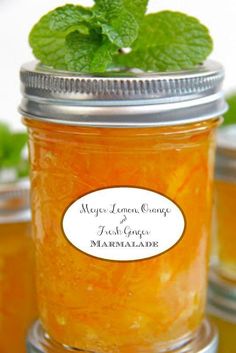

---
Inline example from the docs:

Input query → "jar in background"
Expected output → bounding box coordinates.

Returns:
[20,61,226,352]
[208,269,236,353]
[214,125,236,281]
[0,180,37,353]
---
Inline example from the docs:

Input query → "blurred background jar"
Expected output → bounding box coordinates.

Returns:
[213,124,236,281]
[0,180,37,353]
[0,121,37,353]
[208,270,236,353]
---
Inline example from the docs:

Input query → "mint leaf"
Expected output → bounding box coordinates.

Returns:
[49,5,92,31]
[94,0,138,48]
[29,6,93,69]
[29,11,69,69]
[65,31,99,72]
[0,123,28,179]
[17,159,29,178]
[29,2,136,72]
[116,11,213,71]
[94,0,123,19]
[90,41,116,72]
[123,0,148,24]
[65,31,116,72]
[0,123,11,163]
[9,133,28,166]
[94,0,148,24]
[101,9,138,47]
[223,94,236,126]
[2,132,27,168]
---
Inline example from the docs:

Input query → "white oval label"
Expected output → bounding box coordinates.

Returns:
[62,187,185,261]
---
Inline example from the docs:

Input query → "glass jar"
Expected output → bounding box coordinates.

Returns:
[213,125,236,281]
[0,180,37,353]
[20,61,226,352]
[27,319,218,353]
[208,269,236,353]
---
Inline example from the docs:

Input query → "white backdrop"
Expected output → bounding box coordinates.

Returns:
[1,0,236,128]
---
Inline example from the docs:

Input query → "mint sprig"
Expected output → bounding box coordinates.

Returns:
[223,94,236,126]
[29,1,213,73]
[0,123,28,179]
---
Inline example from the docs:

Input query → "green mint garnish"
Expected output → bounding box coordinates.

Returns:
[29,6,85,70]
[98,11,138,48]
[65,32,116,72]
[223,94,236,126]
[49,5,92,32]
[29,1,213,73]
[115,11,213,71]
[123,0,149,25]
[93,0,124,19]
[0,123,28,179]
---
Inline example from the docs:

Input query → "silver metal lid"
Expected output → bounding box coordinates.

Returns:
[216,125,236,181]
[208,268,236,324]
[19,61,227,128]
[0,179,31,224]
[26,319,217,353]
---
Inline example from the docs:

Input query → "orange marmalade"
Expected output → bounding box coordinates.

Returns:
[210,316,236,353]
[214,125,236,281]
[0,182,37,353]
[208,270,236,353]
[20,61,226,352]
[214,181,236,279]
[25,119,218,352]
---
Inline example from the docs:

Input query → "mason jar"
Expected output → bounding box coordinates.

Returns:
[208,270,236,353]
[0,180,37,353]
[20,61,226,352]
[213,125,236,281]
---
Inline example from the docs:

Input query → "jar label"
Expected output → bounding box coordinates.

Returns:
[62,187,185,261]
